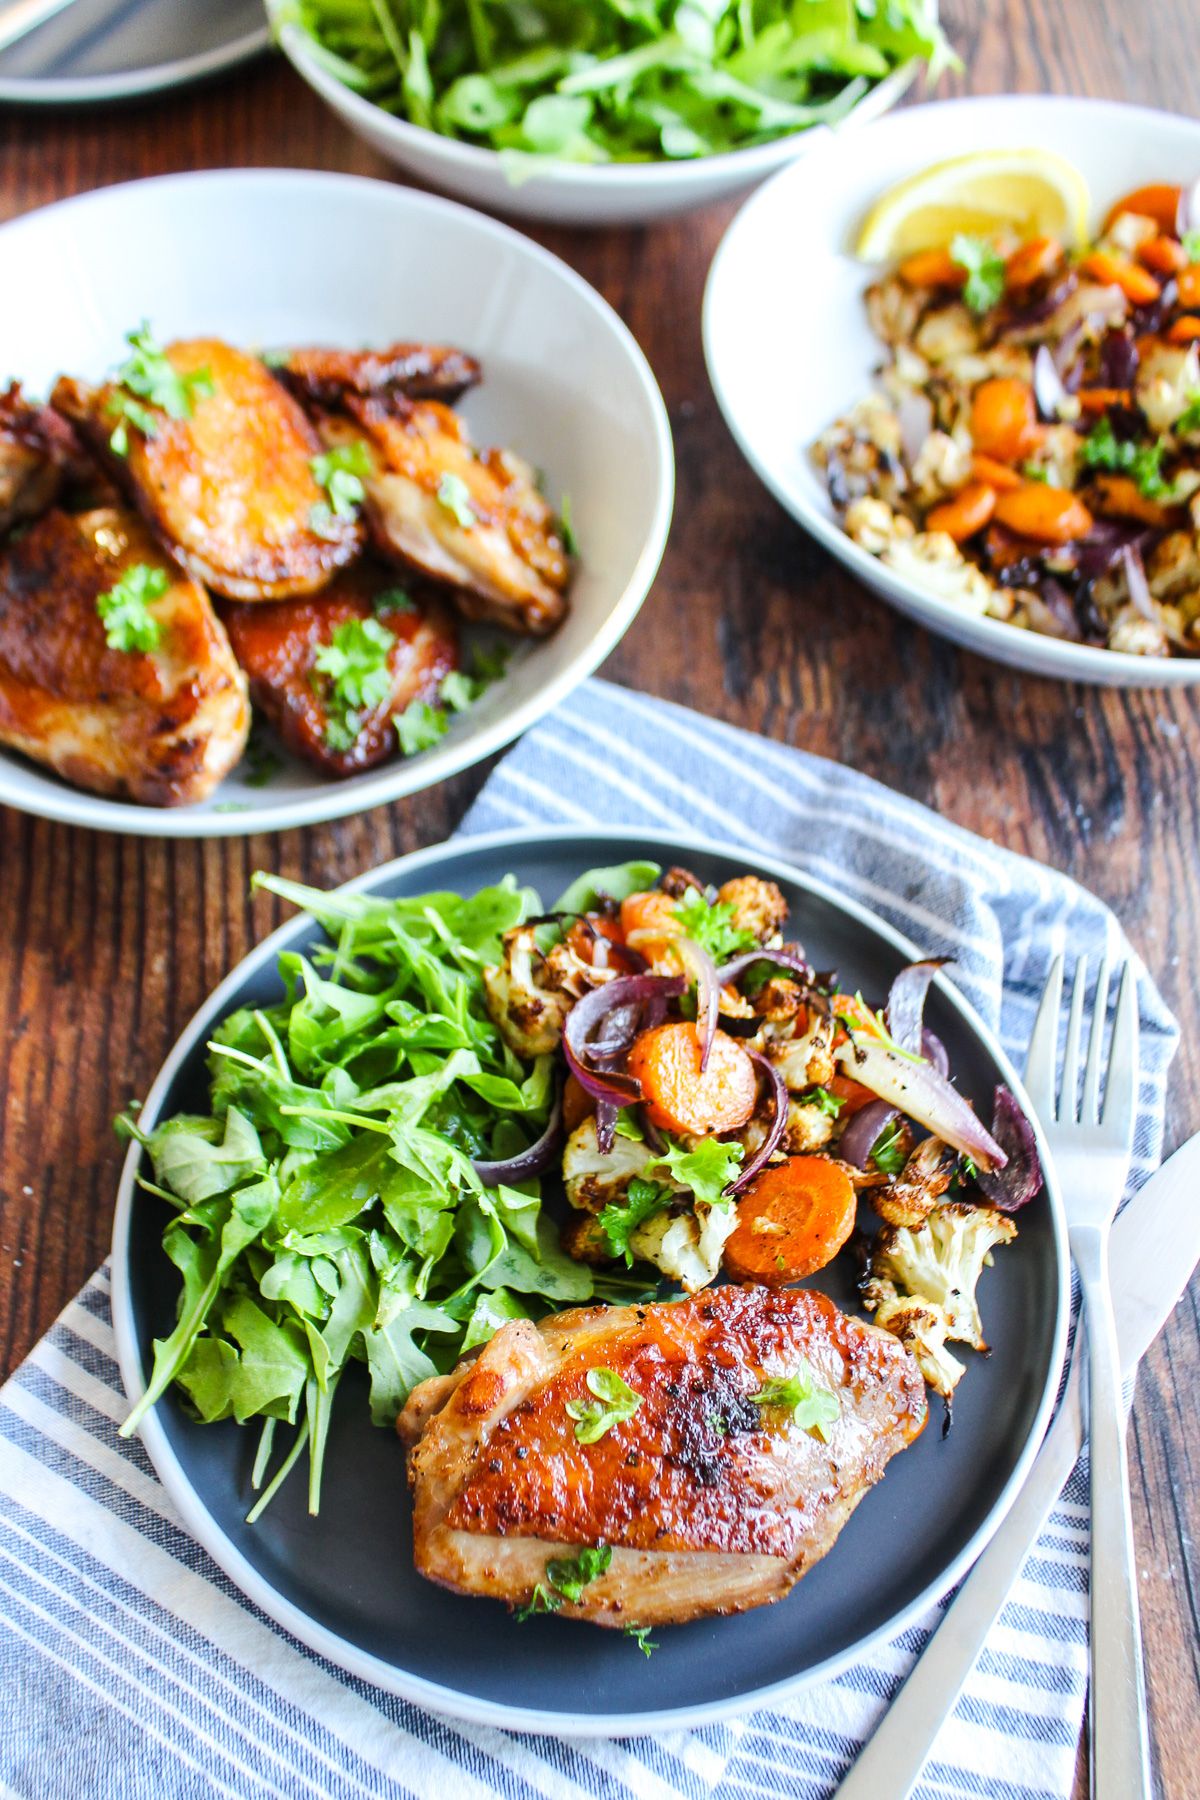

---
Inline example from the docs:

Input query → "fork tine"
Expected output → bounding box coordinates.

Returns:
[1061,957,1088,1123]
[1023,954,1064,1116]
[1080,953,1111,1124]
[1102,961,1140,1133]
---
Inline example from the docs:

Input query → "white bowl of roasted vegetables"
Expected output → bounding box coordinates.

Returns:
[0,168,672,834]
[268,1,950,227]
[705,95,1200,683]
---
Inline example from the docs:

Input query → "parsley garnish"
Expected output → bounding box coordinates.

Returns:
[949,235,1006,314]
[870,1119,907,1176]
[599,1176,672,1265]
[513,1583,562,1622]
[373,587,413,617]
[107,323,213,456]
[1176,391,1200,435]
[1021,461,1050,483]
[470,642,512,685]
[1080,416,1173,499]
[312,616,395,751]
[395,650,511,757]
[671,890,757,962]
[545,1542,612,1602]
[560,491,579,556]
[799,1086,843,1117]
[1182,230,1200,263]
[96,562,168,652]
[437,471,475,529]
[751,1361,841,1442]
[625,1624,658,1657]
[310,441,372,518]
[566,1367,643,1443]
[395,700,449,757]
[646,1134,744,1210]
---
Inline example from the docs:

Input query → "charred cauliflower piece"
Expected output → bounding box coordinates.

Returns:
[766,1010,836,1090]
[482,924,611,1057]
[629,1203,739,1294]
[561,1115,666,1214]
[716,876,788,944]
[872,1136,958,1229]
[865,1293,966,1399]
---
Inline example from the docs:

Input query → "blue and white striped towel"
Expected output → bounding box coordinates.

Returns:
[0,678,1178,1800]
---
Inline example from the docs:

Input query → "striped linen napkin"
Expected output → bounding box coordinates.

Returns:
[0,678,1177,1800]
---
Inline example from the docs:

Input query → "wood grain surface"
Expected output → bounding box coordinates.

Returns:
[1,2,1198,1792]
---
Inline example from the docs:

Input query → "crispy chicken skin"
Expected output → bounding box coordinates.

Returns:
[220,565,457,777]
[52,341,362,602]
[401,1284,926,1627]
[0,384,91,536]
[278,342,481,409]
[322,397,569,636]
[0,507,249,805]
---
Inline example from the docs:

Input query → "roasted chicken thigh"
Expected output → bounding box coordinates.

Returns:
[0,507,249,804]
[278,342,481,409]
[0,384,93,537]
[401,1283,927,1627]
[53,341,361,602]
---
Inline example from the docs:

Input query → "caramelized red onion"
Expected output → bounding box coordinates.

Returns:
[1120,544,1158,623]
[835,1035,1007,1171]
[976,1086,1044,1211]
[885,958,949,1054]
[838,1098,899,1170]
[725,1050,789,1196]
[473,1088,563,1187]
[562,973,686,1110]
[1032,344,1070,420]
[921,1028,950,1077]
[676,936,720,1072]
[716,946,814,988]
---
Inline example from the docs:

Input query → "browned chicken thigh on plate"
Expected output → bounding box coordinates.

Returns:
[221,564,457,777]
[0,507,249,805]
[277,342,481,409]
[53,340,362,602]
[401,1283,927,1627]
[0,383,93,536]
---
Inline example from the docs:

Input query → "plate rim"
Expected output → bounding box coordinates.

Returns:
[0,168,674,837]
[0,19,270,106]
[109,821,1070,1735]
[702,91,1200,689]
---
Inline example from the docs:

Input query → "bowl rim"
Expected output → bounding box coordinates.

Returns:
[109,820,1070,1737]
[702,91,1200,686]
[0,166,675,838]
[275,12,922,190]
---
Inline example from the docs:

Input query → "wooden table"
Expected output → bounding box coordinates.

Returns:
[1,2,1197,1791]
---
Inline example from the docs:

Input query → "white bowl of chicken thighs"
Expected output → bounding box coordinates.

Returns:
[0,169,673,835]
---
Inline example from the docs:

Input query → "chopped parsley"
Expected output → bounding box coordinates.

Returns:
[373,586,414,617]
[870,1119,907,1177]
[107,322,214,456]
[560,491,579,556]
[395,649,512,758]
[1176,391,1200,435]
[646,1134,744,1210]
[751,1361,841,1442]
[437,471,476,529]
[1080,416,1173,499]
[312,616,395,751]
[625,1624,658,1657]
[95,562,168,652]
[599,1176,672,1265]
[1182,230,1200,263]
[799,1085,843,1117]
[545,1542,612,1603]
[671,889,757,962]
[309,441,372,518]
[513,1583,562,1622]
[395,698,449,757]
[949,235,1006,315]
[1020,461,1050,483]
[566,1367,643,1443]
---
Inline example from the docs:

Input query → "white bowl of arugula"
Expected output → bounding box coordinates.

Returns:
[268,0,951,227]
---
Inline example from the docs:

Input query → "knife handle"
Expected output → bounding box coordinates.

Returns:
[832,1360,1084,1800]
[1077,1236,1153,1800]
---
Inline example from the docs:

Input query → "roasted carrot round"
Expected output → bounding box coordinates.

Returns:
[1088,472,1176,528]
[564,915,623,962]
[1104,184,1182,234]
[1077,387,1132,414]
[1177,266,1200,309]
[993,482,1093,544]
[970,379,1037,464]
[1081,250,1161,306]
[897,247,966,290]
[627,1022,758,1137]
[926,481,997,543]
[970,452,1024,491]
[1004,236,1062,290]
[722,1156,858,1285]
[620,889,681,941]
[1167,316,1200,344]
[1139,234,1189,276]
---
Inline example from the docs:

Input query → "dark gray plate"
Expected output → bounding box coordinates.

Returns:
[0,0,268,105]
[110,826,1068,1733]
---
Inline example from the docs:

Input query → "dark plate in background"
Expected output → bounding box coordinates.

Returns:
[0,0,268,104]
[111,826,1068,1733]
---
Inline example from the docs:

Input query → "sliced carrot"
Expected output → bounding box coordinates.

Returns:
[993,483,1094,544]
[970,378,1038,463]
[562,1073,595,1134]
[926,481,997,543]
[564,915,623,962]
[897,247,966,290]
[828,1072,879,1116]
[722,1156,858,1285]
[1103,184,1182,234]
[1004,236,1062,290]
[1139,234,1189,275]
[619,890,680,941]
[971,452,1024,491]
[1081,250,1161,306]
[1076,387,1132,414]
[1167,317,1200,344]
[1087,472,1177,528]
[1177,266,1200,308]
[627,1022,758,1137]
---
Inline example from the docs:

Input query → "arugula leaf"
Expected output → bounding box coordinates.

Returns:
[949,235,1006,314]
[106,322,213,454]
[599,1175,672,1265]
[671,889,757,961]
[646,1134,744,1209]
[148,1107,264,1204]
[552,861,661,914]
[870,1119,908,1176]
[96,563,168,653]
[751,1360,841,1442]
[566,1367,643,1442]
[545,1542,611,1602]
[1080,416,1173,499]
[310,441,372,517]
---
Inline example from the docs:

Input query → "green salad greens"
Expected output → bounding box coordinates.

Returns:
[278,0,953,170]
[118,867,647,1520]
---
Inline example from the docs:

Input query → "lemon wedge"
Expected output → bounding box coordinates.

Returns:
[855,149,1092,262]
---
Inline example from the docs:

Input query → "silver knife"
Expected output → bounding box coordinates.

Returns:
[835,1130,1200,1800]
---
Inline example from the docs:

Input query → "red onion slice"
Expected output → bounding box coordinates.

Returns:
[595,1100,619,1155]
[562,972,686,1109]
[976,1086,1043,1210]
[837,1097,899,1171]
[886,958,949,1055]
[725,1050,789,1196]
[921,1028,950,1077]
[1120,544,1157,623]
[1032,344,1069,420]
[835,1036,1007,1170]
[716,947,813,987]
[898,390,934,465]
[676,936,720,1072]
[473,1088,563,1187]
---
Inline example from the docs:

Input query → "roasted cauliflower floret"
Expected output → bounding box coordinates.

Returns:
[844,496,915,556]
[865,1293,966,1399]
[865,275,925,348]
[913,303,980,365]
[909,429,973,508]
[1147,528,1200,602]
[630,1201,739,1294]
[766,1010,836,1089]
[872,1135,958,1229]
[561,1115,664,1215]
[482,924,609,1057]
[716,875,787,944]
[882,531,994,617]
[865,1201,1018,1354]
[785,1098,836,1153]
[1136,341,1200,436]
[1100,209,1158,259]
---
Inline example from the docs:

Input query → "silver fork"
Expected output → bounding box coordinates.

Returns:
[1024,954,1149,1800]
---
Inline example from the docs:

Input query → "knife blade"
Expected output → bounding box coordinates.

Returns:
[834,1129,1200,1800]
